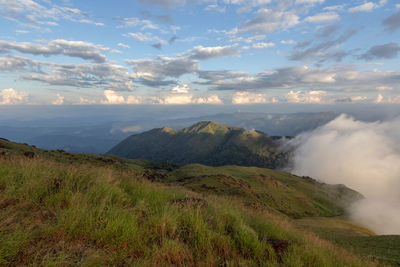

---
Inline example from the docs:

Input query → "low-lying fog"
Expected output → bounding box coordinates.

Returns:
[288,115,400,234]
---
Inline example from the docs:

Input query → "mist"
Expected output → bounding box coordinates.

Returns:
[287,114,400,234]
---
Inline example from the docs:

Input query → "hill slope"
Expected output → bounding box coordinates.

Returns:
[108,121,288,169]
[1,138,398,266]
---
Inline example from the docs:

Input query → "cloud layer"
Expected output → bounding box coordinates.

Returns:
[288,115,400,234]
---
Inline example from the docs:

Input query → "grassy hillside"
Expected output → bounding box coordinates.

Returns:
[0,138,397,266]
[107,121,288,169]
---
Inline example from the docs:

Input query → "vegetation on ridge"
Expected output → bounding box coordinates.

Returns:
[0,138,398,266]
[107,121,288,169]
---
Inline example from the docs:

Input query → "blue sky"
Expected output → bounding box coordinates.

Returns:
[0,0,399,106]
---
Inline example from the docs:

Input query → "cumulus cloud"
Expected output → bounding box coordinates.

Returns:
[137,0,187,8]
[323,5,345,11]
[195,94,223,104]
[101,90,143,104]
[156,93,194,104]
[239,9,299,34]
[359,43,400,60]
[280,40,296,45]
[382,11,400,32]
[51,94,65,105]
[117,43,130,49]
[286,90,327,103]
[0,54,136,91]
[197,64,400,94]
[182,45,241,60]
[116,17,159,30]
[232,91,268,104]
[126,56,199,86]
[0,39,107,63]
[205,4,226,13]
[304,12,339,23]
[251,42,275,49]
[375,93,384,103]
[154,84,223,104]
[77,97,97,105]
[124,32,166,45]
[374,93,400,104]
[348,1,386,13]
[0,0,103,28]
[23,60,136,91]
[0,88,29,105]
[288,115,400,234]
[296,0,324,4]
[0,55,43,72]
[156,93,223,104]
[376,85,392,91]
[172,84,190,93]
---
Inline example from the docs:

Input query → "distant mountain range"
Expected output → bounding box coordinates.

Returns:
[0,112,337,154]
[107,121,289,169]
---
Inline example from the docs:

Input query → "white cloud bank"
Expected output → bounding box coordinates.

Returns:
[232,91,268,104]
[288,115,400,234]
[0,88,29,104]
[101,90,142,104]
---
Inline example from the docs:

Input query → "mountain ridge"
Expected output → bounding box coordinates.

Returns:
[107,121,288,169]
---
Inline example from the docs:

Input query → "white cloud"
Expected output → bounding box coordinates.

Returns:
[117,43,130,49]
[126,95,143,104]
[239,9,300,34]
[195,94,223,104]
[172,84,190,93]
[52,94,64,105]
[281,40,296,45]
[323,4,345,11]
[375,93,383,103]
[296,0,324,4]
[155,84,223,104]
[0,88,29,105]
[183,45,241,60]
[116,17,159,30]
[374,93,400,104]
[77,97,97,105]
[288,115,400,234]
[252,42,275,49]
[101,90,143,104]
[0,39,107,63]
[126,56,199,86]
[286,90,327,103]
[157,93,194,104]
[348,1,385,13]
[205,4,226,13]
[0,0,103,28]
[351,96,368,101]
[376,85,392,91]
[304,12,339,23]
[232,91,268,104]
[125,32,166,44]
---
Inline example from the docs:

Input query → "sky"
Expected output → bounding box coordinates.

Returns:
[0,0,400,106]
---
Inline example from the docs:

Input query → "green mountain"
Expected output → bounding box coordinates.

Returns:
[2,137,399,266]
[107,121,288,169]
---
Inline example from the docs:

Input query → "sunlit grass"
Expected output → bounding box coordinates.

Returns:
[0,155,379,266]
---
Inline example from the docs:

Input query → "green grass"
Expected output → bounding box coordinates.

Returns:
[297,217,400,266]
[164,164,361,219]
[1,138,397,266]
[0,154,377,266]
